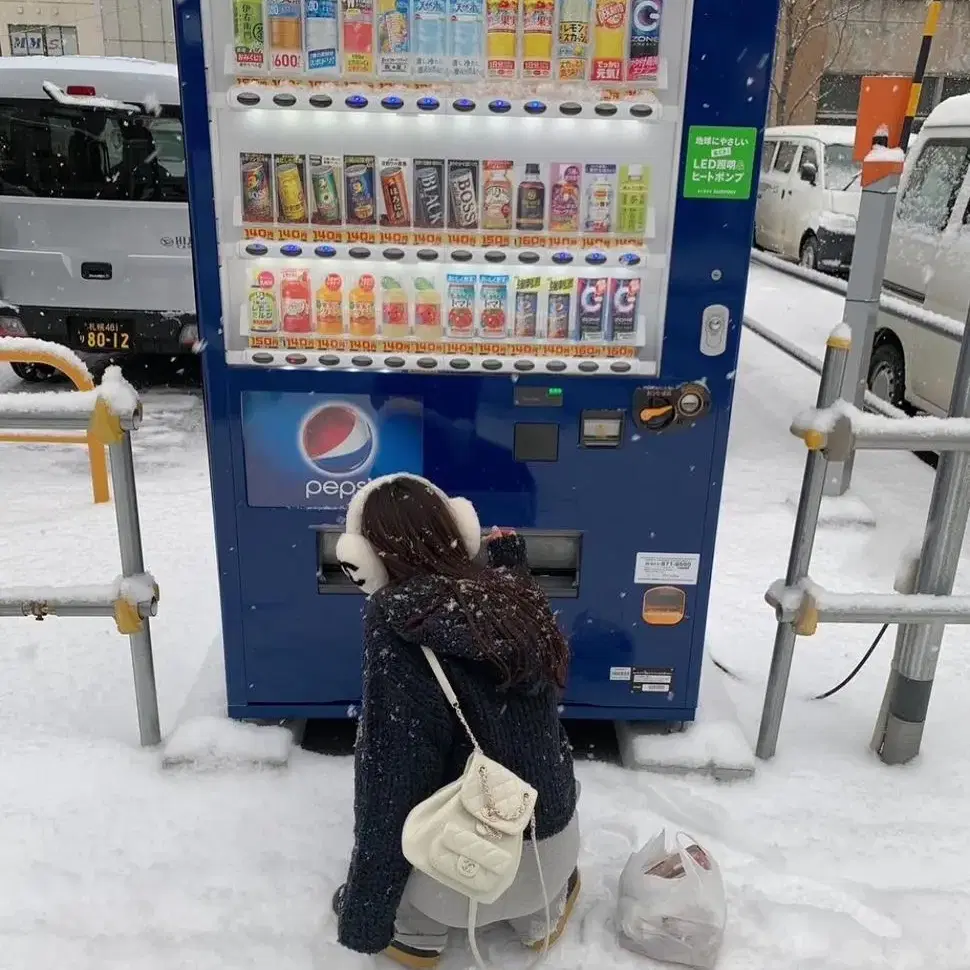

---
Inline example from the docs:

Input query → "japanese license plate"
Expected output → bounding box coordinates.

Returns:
[73,320,133,353]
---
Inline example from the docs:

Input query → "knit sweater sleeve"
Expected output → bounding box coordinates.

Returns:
[337,600,454,954]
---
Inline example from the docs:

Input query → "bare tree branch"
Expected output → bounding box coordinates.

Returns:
[770,0,865,125]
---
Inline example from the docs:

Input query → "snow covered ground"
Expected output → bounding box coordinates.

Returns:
[1,265,969,969]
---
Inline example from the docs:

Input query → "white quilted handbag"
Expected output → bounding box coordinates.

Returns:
[402,647,551,969]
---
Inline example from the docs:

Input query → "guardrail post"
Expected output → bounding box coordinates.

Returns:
[872,291,970,765]
[825,170,899,497]
[756,328,849,760]
[108,428,161,747]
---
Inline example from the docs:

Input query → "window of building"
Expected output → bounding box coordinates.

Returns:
[0,101,187,202]
[9,25,79,56]
[895,140,970,233]
[817,73,940,126]
[773,141,797,174]
[941,76,970,103]
[761,139,777,172]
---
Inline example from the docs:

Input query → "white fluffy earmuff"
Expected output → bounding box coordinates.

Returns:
[334,474,482,595]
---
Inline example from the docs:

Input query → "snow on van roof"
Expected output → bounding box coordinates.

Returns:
[764,124,856,146]
[923,92,970,130]
[0,56,179,105]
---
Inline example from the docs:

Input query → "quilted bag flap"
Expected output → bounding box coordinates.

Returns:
[459,751,538,836]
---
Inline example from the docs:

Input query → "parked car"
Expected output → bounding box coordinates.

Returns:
[754,125,862,274]
[870,93,970,415]
[0,57,195,382]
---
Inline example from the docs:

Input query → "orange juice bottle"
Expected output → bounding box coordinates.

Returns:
[314,272,345,334]
[413,274,442,341]
[349,273,377,336]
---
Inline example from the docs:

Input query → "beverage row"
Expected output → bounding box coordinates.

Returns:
[233,0,663,83]
[245,265,645,341]
[241,152,649,235]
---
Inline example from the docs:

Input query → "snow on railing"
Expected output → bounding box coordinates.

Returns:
[750,248,965,342]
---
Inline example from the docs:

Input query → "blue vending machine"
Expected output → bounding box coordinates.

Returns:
[175,0,778,722]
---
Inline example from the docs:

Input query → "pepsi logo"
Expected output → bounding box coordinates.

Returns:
[300,403,377,477]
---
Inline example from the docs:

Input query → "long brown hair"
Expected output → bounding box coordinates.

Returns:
[360,477,570,689]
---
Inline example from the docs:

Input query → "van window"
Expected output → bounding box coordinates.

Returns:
[824,144,862,191]
[761,140,777,172]
[773,141,797,174]
[896,140,970,232]
[0,100,187,202]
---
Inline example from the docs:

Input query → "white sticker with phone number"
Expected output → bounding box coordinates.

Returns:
[634,552,700,586]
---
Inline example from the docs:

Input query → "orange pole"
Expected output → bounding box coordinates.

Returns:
[0,347,111,504]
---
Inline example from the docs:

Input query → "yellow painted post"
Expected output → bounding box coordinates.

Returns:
[0,347,111,504]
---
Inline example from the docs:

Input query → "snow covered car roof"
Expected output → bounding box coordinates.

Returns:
[0,56,179,106]
[922,92,970,131]
[764,125,856,146]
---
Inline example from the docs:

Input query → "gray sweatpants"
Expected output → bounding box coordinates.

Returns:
[395,812,580,951]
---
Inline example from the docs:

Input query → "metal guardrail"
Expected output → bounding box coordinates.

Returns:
[742,315,906,420]
[750,249,964,343]
[0,360,161,747]
[0,340,111,503]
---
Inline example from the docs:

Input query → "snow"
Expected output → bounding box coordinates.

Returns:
[799,399,970,441]
[42,80,142,113]
[162,715,294,769]
[0,362,139,423]
[923,91,970,131]
[864,145,905,164]
[0,335,91,378]
[2,262,970,966]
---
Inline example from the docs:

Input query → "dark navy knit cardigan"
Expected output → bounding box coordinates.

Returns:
[336,535,578,954]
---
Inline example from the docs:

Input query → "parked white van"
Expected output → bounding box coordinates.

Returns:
[871,94,970,415]
[0,57,195,382]
[755,125,862,274]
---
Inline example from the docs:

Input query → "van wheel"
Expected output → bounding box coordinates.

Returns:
[799,234,819,271]
[10,362,57,383]
[868,343,905,409]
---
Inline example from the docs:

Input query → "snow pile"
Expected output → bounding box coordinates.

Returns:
[864,145,905,164]
[162,715,294,769]
[617,658,755,780]
[786,491,877,528]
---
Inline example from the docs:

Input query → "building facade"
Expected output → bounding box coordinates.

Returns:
[0,0,175,61]
[773,0,970,129]
[0,0,104,57]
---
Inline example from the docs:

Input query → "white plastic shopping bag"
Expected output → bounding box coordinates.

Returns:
[616,829,726,968]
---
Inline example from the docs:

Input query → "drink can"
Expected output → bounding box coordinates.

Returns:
[546,289,572,339]
[609,277,641,341]
[311,166,341,224]
[577,277,608,340]
[275,156,308,223]
[447,159,480,230]
[380,165,411,226]
[514,276,541,337]
[479,274,509,337]
[414,159,445,228]
[628,0,662,80]
[446,273,476,337]
[344,157,377,224]
[241,154,273,223]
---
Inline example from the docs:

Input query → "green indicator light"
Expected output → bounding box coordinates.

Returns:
[548,387,563,396]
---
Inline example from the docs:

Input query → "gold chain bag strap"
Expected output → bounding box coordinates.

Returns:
[401,647,551,969]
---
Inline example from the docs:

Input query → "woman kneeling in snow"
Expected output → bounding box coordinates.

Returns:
[331,474,580,968]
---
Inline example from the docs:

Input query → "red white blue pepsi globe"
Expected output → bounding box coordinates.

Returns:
[300,404,376,476]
